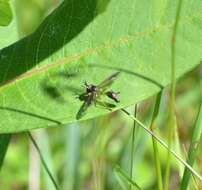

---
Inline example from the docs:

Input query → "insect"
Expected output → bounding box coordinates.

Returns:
[77,72,120,119]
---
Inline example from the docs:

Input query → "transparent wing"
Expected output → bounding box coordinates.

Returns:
[76,93,94,119]
[97,72,120,90]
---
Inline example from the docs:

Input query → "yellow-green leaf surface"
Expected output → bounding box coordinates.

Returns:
[0,0,18,49]
[0,0,201,133]
[0,0,13,26]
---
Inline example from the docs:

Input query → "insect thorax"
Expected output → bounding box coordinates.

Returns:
[86,84,97,93]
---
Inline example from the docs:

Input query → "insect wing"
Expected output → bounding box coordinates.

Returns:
[86,93,95,106]
[78,92,88,101]
[97,72,120,90]
[76,93,94,119]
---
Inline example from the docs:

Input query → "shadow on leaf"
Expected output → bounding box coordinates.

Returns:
[0,0,111,86]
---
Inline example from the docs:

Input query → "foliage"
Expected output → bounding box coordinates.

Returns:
[0,0,201,133]
[0,0,202,190]
[0,0,12,26]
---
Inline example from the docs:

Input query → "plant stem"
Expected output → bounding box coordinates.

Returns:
[27,131,60,190]
[165,0,183,189]
[150,92,163,190]
[114,165,142,190]
[130,105,137,190]
[121,109,202,181]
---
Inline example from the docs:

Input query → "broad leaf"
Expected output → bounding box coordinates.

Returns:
[0,0,201,133]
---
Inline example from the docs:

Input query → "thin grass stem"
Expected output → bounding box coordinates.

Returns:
[114,165,142,190]
[130,105,137,190]
[27,132,60,190]
[150,92,163,190]
[165,0,183,189]
[121,109,202,181]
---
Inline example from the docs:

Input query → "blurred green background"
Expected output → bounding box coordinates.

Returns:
[0,1,201,190]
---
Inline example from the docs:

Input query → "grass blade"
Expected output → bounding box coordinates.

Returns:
[38,130,55,190]
[165,0,183,188]
[63,124,81,190]
[121,109,202,181]
[130,105,137,190]
[180,103,202,190]
[29,133,40,190]
[114,165,142,190]
[27,132,60,190]
[150,92,163,190]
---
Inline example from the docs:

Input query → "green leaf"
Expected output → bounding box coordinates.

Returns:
[0,0,201,133]
[0,134,10,169]
[0,0,13,26]
[0,0,18,49]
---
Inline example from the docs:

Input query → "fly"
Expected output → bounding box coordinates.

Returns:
[77,72,120,119]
